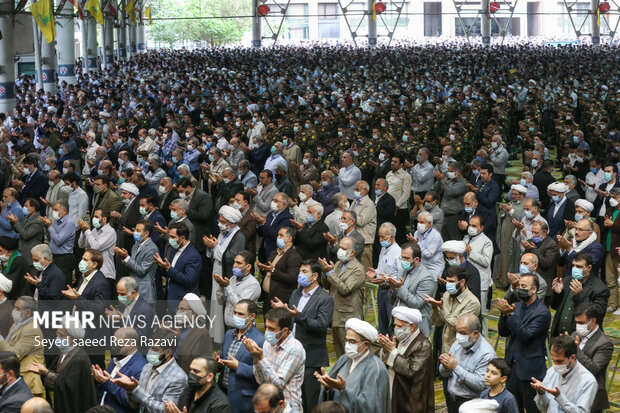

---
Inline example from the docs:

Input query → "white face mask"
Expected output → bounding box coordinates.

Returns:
[270,201,279,212]
[553,361,572,375]
[455,332,472,348]
[575,322,592,337]
[338,222,349,233]
[336,248,350,263]
[417,223,427,234]
[157,185,167,195]
[468,226,479,237]
[52,211,61,220]
[344,342,362,359]
[298,192,307,202]
[610,198,619,207]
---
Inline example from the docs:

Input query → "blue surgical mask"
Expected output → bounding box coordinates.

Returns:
[133,231,142,243]
[233,315,249,330]
[276,238,286,249]
[519,264,530,274]
[55,337,70,352]
[22,206,29,216]
[321,181,329,187]
[401,260,412,271]
[118,294,132,306]
[146,350,163,366]
[531,159,538,168]
[380,240,390,248]
[591,168,598,174]
[297,272,312,288]
[446,282,460,295]
[353,191,362,200]
[572,267,584,280]
[168,238,179,249]
[604,172,612,182]
[232,267,245,278]
[306,214,315,224]
[264,329,281,344]
[520,178,527,186]
[532,236,542,244]
[574,214,583,221]
[552,195,561,203]
[524,210,534,219]
[375,189,383,197]
[447,258,459,267]
[464,206,473,214]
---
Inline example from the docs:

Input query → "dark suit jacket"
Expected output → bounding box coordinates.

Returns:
[177,327,214,374]
[593,180,620,217]
[258,209,293,260]
[146,209,167,253]
[289,286,334,367]
[498,298,551,381]
[475,179,500,235]
[294,219,329,261]
[215,179,244,211]
[0,377,33,413]
[219,326,264,409]
[530,236,559,289]
[265,247,303,305]
[371,160,391,193]
[5,254,31,300]
[165,243,202,307]
[572,328,614,411]
[100,352,148,413]
[558,241,605,279]
[545,198,575,238]
[37,262,66,301]
[533,170,556,209]
[187,189,214,251]
[238,209,257,256]
[20,168,48,210]
[376,192,397,228]
[74,270,111,347]
[459,208,494,240]
[551,274,610,335]
[218,229,246,279]
[158,190,179,222]
[126,296,156,350]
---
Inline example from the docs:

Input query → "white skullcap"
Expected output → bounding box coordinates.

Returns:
[99,111,111,118]
[459,399,500,413]
[62,316,86,339]
[119,182,139,196]
[442,240,466,254]
[510,184,527,194]
[345,318,378,342]
[575,199,594,212]
[547,182,568,193]
[602,85,609,91]
[391,306,422,325]
[219,205,242,224]
[0,273,13,293]
[183,293,207,317]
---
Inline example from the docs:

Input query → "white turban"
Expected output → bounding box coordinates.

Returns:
[345,318,378,343]
[575,199,594,212]
[547,182,568,193]
[459,399,500,413]
[442,240,466,254]
[99,111,111,118]
[183,293,207,317]
[0,273,12,293]
[510,184,527,194]
[62,316,86,339]
[219,205,242,224]
[119,182,139,196]
[391,306,422,325]
[602,85,609,91]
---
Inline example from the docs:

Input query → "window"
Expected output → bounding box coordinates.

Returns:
[318,3,340,38]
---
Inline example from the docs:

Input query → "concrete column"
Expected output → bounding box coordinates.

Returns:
[56,0,76,85]
[87,17,98,71]
[367,0,376,46]
[0,0,15,113]
[130,22,137,53]
[40,29,57,93]
[104,15,114,68]
[481,0,491,46]
[251,0,261,47]
[125,19,132,58]
[80,19,88,69]
[32,18,44,90]
[137,20,145,52]
[592,0,600,43]
[117,0,127,60]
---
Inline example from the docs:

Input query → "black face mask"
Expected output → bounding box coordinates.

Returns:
[516,288,532,302]
[187,373,206,391]
[109,345,124,360]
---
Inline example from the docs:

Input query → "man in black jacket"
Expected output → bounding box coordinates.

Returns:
[0,353,34,413]
[292,204,329,261]
[212,167,244,211]
[272,259,334,412]
[171,356,232,413]
[373,178,396,266]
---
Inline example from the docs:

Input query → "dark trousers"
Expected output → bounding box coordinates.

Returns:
[493,173,507,191]
[507,372,541,413]
[377,287,393,335]
[53,253,76,286]
[73,231,84,284]
[443,378,473,413]
[302,366,321,413]
[441,214,462,241]
[199,253,212,299]
[394,208,409,244]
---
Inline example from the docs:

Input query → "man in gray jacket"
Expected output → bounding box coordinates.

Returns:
[435,161,468,242]
[114,220,159,304]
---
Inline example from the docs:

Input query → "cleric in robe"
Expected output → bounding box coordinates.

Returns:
[315,318,390,413]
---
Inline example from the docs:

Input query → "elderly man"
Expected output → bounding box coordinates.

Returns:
[436,161,468,242]
[0,188,24,239]
[319,237,365,358]
[313,170,340,216]
[144,155,166,187]
[440,240,482,302]
[378,307,434,413]
[247,169,278,217]
[331,150,362,201]
[439,313,496,413]
[532,335,597,413]
[463,215,493,316]
[497,273,551,413]
[557,218,605,278]
[243,308,305,412]
[113,182,142,281]
[263,142,287,177]
[494,184,527,288]
[40,200,75,285]
[42,170,69,217]
[366,223,402,335]
[175,294,214,373]
[324,193,348,236]
[78,209,117,282]
[8,198,44,271]
[388,243,436,338]
[325,210,364,261]
[292,184,320,223]
[408,211,445,278]
[546,182,576,238]
[412,191,444,234]
[316,318,390,412]
[253,192,293,262]
[348,180,377,271]
[204,205,247,343]
[0,297,44,396]
[292,203,329,261]
[563,199,600,242]
[411,147,434,198]
[488,135,509,189]
[512,198,547,244]
[504,253,548,303]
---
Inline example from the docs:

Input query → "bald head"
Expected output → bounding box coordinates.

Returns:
[21,397,53,413]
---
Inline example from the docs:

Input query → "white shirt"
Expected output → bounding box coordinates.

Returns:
[386,168,413,209]
[77,271,96,295]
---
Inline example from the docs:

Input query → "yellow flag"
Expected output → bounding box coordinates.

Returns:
[85,0,104,25]
[125,0,135,25]
[29,0,56,43]
[372,1,376,21]
[144,5,152,25]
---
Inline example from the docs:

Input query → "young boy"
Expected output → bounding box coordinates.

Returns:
[480,358,519,413]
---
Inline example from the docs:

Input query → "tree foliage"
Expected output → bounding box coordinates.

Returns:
[148,0,250,47]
